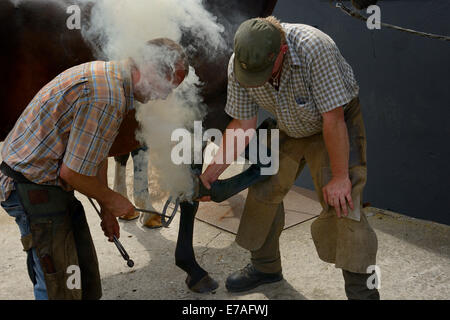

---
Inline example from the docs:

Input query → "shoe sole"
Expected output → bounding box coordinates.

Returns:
[225,275,283,293]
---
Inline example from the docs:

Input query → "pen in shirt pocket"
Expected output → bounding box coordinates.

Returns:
[295,96,307,105]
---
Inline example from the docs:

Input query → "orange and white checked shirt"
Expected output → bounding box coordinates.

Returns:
[0,60,134,201]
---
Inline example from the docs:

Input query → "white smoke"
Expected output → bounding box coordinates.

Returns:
[136,70,206,200]
[78,0,225,60]
[77,0,225,200]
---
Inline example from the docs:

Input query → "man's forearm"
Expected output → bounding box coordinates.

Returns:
[60,162,115,207]
[97,159,108,186]
[322,117,350,179]
[320,107,355,216]
[204,117,257,181]
[204,131,239,182]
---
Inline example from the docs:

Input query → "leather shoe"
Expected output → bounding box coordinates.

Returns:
[225,264,283,292]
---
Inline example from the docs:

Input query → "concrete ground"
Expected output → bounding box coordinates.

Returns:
[0,156,449,300]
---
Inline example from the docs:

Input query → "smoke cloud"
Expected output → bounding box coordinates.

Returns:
[79,0,225,60]
[136,72,206,200]
[77,0,226,200]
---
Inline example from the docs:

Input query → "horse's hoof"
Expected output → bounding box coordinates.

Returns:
[142,214,162,229]
[119,211,140,221]
[186,274,219,293]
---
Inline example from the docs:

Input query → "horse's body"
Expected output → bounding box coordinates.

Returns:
[0,0,277,292]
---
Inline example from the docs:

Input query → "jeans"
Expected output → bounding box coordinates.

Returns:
[1,191,48,300]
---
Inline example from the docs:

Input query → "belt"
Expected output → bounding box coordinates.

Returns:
[0,161,33,184]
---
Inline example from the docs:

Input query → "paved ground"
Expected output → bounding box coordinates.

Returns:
[0,157,449,300]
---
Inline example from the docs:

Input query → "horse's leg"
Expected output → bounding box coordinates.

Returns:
[130,147,162,228]
[175,200,219,293]
[113,153,130,197]
[174,121,278,292]
[174,158,218,293]
[113,153,139,220]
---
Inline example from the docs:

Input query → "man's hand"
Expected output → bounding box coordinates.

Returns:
[196,173,213,202]
[100,210,120,242]
[196,116,258,203]
[322,176,354,218]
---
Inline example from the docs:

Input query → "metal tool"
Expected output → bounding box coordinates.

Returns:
[135,196,180,228]
[87,197,135,268]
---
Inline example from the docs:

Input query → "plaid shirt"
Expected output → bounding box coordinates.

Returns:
[225,23,359,138]
[0,60,134,201]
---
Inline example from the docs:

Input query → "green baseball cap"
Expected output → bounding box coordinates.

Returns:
[234,18,282,87]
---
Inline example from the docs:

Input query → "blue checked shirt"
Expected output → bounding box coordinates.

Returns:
[225,23,359,138]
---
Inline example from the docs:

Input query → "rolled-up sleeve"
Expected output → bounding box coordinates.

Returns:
[63,102,122,176]
[225,55,259,120]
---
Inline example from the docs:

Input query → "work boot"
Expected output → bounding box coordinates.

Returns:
[342,270,380,300]
[225,264,283,292]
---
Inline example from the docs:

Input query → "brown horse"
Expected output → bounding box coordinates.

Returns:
[0,0,277,293]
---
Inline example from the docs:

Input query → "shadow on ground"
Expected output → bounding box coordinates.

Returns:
[99,215,307,300]
[367,209,450,259]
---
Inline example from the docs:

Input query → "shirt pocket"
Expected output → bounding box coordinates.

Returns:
[293,96,321,126]
[295,95,309,105]
[294,96,314,115]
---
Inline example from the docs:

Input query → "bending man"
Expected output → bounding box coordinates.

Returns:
[0,38,189,300]
[199,17,379,300]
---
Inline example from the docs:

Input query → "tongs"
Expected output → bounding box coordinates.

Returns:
[134,196,180,228]
[87,197,135,268]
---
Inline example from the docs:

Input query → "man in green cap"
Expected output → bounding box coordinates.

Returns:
[199,16,380,299]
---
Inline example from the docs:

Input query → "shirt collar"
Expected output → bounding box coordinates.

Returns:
[275,40,300,90]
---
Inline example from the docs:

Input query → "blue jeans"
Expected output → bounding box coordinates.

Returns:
[1,191,48,300]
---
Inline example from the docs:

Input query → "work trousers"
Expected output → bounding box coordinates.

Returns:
[236,97,379,298]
